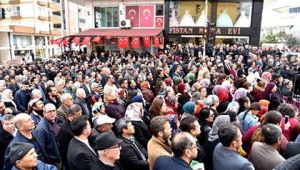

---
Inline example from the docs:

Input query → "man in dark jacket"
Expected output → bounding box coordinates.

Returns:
[57,104,82,170]
[74,88,91,118]
[4,113,45,170]
[91,131,123,170]
[9,142,57,170]
[44,85,61,109]
[0,114,15,169]
[35,103,61,165]
[14,81,31,112]
[153,132,197,170]
[115,118,148,170]
[67,116,98,170]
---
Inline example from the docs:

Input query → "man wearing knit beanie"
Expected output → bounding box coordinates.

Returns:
[10,142,56,170]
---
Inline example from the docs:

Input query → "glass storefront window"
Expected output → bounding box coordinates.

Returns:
[216,0,252,27]
[13,35,32,49]
[169,0,212,27]
[95,7,119,28]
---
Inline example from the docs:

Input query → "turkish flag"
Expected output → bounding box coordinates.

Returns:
[92,36,101,43]
[72,37,80,45]
[131,37,140,48]
[153,36,162,47]
[155,17,164,28]
[81,37,91,46]
[50,39,55,45]
[126,6,139,27]
[55,39,63,47]
[140,6,154,27]
[143,36,151,48]
[118,37,129,49]
[63,38,69,47]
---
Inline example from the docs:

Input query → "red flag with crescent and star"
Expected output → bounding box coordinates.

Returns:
[63,38,69,47]
[143,36,151,48]
[155,17,164,28]
[126,6,139,27]
[81,37,91,46]
[92,36,101,44]
[140,5,154,27]
[131,37,140,48]
[118,37,129,49]
[153,36,162,47]
[72,37,80,45]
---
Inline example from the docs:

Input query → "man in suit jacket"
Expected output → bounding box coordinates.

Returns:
[115,118,148,170]
[213,124,254,170]
[57,104,82,170]
[67,116,98,170]
[35,103,61,165]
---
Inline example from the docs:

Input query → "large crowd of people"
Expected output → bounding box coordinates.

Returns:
[0,43,300,170]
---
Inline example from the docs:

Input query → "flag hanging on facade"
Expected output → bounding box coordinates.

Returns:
[143,36,151,48]
[131,37,140,48]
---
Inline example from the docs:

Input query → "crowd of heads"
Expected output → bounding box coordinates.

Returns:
[0,43,300,170]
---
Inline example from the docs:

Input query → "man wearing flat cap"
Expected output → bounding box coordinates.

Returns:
[10,142,56,170]
[91,131,123,170]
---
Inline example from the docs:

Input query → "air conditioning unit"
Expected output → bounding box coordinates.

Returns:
[120,19,131,29]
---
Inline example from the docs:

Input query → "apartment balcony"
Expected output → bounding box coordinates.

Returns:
[37,0,47,6]
[9,0,20,4]
[11,15,22,19]
[9,25,35,34]
[39,30,49,35]
[50,29,62,36]
[49,15,61,23]
[38,16,48,21]
[48,1,61,11]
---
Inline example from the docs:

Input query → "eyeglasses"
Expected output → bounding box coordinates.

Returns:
[187,145,198,150]
[46,110,56,113]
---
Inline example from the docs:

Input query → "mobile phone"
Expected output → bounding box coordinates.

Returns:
[284,115,289,124]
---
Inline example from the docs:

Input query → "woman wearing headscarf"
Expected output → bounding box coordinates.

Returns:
[212,85,230,113]
[251,81,266,101]
[204,115,231,170]
[140,81,154,108]
[233,88,248,102]
[264,82,283,111]
[2,89,19,115]
[177,83,190,115]
[205,95,220,117]
[125,101,151,149]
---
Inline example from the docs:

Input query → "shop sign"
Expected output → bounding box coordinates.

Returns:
[169,27,250,36]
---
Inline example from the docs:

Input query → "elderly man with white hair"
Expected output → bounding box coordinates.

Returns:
[74,88,91,118]
[57,93,73,122]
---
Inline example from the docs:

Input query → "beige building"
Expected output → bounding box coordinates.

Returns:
[0,0,86,64]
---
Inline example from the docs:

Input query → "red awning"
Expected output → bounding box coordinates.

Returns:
[69,28,163,37]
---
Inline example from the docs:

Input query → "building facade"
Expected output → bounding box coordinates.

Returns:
[0,0,86,64]
[261,0,300,39]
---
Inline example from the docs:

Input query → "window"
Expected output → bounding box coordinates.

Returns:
[53,23,61,29]
[156,4,164,16]
[13,35,32,49]
[39,7,47,16]
[53,11,61,16]
[289,7,300,14]
[94,7,119,28]
[12,6,20,16]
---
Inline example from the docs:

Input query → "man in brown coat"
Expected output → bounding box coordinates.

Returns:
[147,116,173,170]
